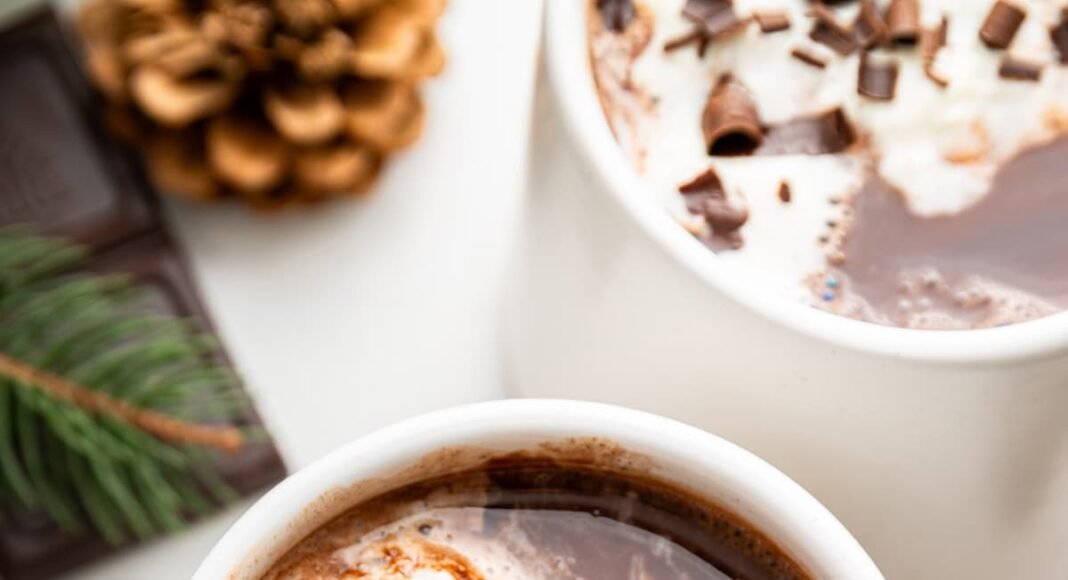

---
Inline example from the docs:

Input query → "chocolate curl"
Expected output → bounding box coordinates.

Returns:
[757,108,856,155]
[999,56,1042,81]
[791,46,828,68]
[924,66,949,88]
[919,16,948,61]
[858,53,899,100]
[702,75,764,156]
[1051,8,1068,64]
[885,0,919,44]
[703,198,749,235]
[980,1,1026,49]
[754,10,791,34]
[852,0,887,48]
[809,3,856,55]
[678,168,748,243]
[683,0,746,38]
[597,0,636,32]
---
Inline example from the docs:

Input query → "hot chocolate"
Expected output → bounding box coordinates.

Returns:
[590,0,1068,329]
[261,455,809,579]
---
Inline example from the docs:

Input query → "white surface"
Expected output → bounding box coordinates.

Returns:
[508,2,1068,579]
[195,400,881,580]
[67,1,542,578]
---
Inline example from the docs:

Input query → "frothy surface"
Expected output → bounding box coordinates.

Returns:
[261,461,808,579]
[590,0,1068,328]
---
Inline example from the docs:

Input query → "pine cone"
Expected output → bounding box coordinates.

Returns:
[77,0,446,207]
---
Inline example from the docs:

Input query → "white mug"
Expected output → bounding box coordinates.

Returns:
[506,1,1068,578]
[194,400,880,579]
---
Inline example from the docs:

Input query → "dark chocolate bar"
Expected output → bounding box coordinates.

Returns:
[0,8,286,580]
[0,8,157,251]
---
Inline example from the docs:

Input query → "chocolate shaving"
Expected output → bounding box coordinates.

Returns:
[679,167,748,243]
[682,0,746,39]
[778,181,792,203]
[680,168,748,236]
[858,53,898,100]
[757,108,856,155]
[924,64,949,87]
[999,56,1042,81]
[664,28,705,52]
[697,35,712,57]
[703,198,749,235]
[852,0,887,48]
[754,10,791,34]
[702,74,764,156]
[809,3,857,55]
[597,0,636,32]
[1051,8,1068,64]
[920,16,948,61]
[679,167,725,197]
[885,0,919,44]
[979,1,1026,49]
[791,46,828,68]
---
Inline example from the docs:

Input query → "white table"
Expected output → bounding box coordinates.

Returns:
[70,1,542,577]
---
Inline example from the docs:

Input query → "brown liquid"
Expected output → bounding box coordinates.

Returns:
[262,458,809,579]
[835,136,1068,328]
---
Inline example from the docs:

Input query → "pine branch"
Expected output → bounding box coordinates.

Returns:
[0,227,253,543]
[0,353,244,452]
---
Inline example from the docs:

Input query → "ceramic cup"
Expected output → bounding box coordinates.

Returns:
[194,400,880,579]
[505,1,1068,578]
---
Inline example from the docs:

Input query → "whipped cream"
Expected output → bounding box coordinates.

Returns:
[596,0,1068,313]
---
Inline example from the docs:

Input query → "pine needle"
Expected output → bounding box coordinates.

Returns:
[0,228,254,543]
[0,354,244,452]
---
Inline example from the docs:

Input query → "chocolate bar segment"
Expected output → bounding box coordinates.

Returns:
[0,10,156,251]
[0,9,286,580]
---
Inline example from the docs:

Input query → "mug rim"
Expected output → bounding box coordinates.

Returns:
[194,399,882,579]
[543,0,1068,365]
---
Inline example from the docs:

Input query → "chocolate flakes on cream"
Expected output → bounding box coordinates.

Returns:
[591,0,1068,329]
